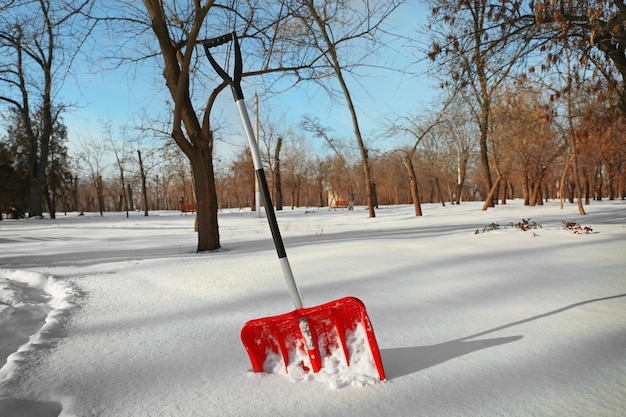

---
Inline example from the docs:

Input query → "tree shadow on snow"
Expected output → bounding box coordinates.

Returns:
[381,335,523,379]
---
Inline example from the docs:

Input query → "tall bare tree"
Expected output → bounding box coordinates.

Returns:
[136,0,221,249]
[291,0,404,218]
[0,0,93,217]
[428,0,536,207]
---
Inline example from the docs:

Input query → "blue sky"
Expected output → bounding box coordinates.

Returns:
[60,2,436,163]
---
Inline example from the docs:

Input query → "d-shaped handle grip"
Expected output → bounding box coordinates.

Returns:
[203,32,243,100]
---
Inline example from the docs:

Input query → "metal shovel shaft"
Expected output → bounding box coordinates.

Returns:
[202,33,303,309]
[235,100,304,310]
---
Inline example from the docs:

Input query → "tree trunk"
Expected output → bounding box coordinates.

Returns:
[478,120,493,208]
[595,167,603,201]
[608,169,615,200]
[435,176,445,207]
[501,177,508,205]
[523,172,530,205]
[559,155,573,209]
[530,171,546,206]
[120,167,128,217]
[318,163,325,207]
[455,148,468,204]
[96,175,104,215]
[584,174,591,205]
[43,177,56,219]
[476,43,494,208]
[138,150,149,216]
[189,139,220,252]
[482,175,501,211]
[127,183,134,211]
[402,155,422,216]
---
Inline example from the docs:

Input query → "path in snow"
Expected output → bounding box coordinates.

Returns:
[0,274,65,417]
[0,277,51,369]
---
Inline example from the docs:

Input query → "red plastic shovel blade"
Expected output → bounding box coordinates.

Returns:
[240,296,385,380]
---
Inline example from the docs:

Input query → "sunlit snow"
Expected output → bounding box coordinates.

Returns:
[1,200,625,416]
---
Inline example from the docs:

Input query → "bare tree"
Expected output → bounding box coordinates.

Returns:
[255,111,289,211]
[102,121,132,217]
[428,0,536,208]
[132,0,222,249]
[0,0,94,217]
[563,50,587,214]
[386,94,452,215]
[301,116,357,206]
[281,135,312,208]
[492,84,565,206]
[291,0,404,217]
[76,136,109,216]
[137,149,149,216]
[440,100,476,205]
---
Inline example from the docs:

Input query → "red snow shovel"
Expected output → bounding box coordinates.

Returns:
[203,33,385,380]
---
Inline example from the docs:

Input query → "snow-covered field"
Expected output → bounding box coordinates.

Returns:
[1,200,625,417]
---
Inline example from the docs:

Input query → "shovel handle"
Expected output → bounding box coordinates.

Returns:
[203,33,304,311]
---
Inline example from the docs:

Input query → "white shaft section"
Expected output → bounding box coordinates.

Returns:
[280,258,303,309]
[237,100,263,170]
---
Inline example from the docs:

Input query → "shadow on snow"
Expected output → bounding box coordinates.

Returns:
[381,293,626,380]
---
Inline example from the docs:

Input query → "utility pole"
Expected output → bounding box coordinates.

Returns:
[254,92,261,217]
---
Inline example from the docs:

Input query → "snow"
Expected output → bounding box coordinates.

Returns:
[0,200,625,417]
[267,322,382,389]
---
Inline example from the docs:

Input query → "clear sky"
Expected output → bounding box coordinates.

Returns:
[59,2,437,163]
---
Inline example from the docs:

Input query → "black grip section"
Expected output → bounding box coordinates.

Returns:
[204,33,234,48]
[255,168,287,259]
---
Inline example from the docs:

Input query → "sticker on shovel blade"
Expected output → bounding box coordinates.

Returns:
[298,317,315,350]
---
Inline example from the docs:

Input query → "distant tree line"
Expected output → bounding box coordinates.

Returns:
[3,80,623,220]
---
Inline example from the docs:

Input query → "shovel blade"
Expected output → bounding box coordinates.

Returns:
[241,296,385,380]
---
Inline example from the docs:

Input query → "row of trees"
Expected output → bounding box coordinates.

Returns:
[4,73,623,221]
[1,0,625,252]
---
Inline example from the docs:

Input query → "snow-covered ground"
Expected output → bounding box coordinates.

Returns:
[0,200,624,417]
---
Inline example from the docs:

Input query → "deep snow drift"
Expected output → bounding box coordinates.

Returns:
[0,200,625,417]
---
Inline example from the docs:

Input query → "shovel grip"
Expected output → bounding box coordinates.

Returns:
[203,31,244,100]
[204,33,235,48]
